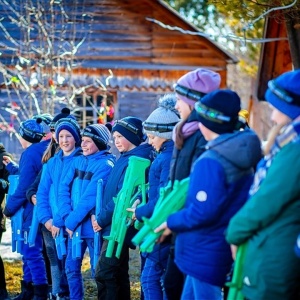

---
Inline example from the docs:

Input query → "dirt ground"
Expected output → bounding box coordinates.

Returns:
[4,248,142,300]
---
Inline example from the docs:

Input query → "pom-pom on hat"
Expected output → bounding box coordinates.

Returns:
[82,124,111,150]
[112,117,146,146]
[33,113,53,134]
[195,89,241,134]
[175,68,221,107]
[55,117,81,146]
[143,94,180,139]
[19,117,45,143]
[50,108,74,131]
[265,70,300,120]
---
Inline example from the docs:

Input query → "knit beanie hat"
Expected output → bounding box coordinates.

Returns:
[19,117,45,143]
[55,117,81,146]
[50,107,74,131]
[143,94,180,139]
[265,70,300,120]
[112,116,146,146]
[33,113,53,134]
[175,68,221,107]
[82,124,111,150]
[195,89,241,134]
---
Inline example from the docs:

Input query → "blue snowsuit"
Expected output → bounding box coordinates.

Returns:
[58,150,115,300]
[36,147,82,296]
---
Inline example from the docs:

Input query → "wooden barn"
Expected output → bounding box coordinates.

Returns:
[0,0,236,157]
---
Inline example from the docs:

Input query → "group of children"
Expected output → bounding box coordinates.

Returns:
[1,67,300,300]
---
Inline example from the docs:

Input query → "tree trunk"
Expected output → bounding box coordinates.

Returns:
[285,12,300,69]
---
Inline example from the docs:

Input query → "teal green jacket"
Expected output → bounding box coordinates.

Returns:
[226,142,300,300]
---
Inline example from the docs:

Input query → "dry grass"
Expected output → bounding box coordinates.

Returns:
[4,249,141,299]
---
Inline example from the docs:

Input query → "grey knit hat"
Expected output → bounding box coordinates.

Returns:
[143,94,180,139]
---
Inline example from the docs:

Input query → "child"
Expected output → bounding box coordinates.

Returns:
[226,70,300,300]
[129,94,180,300]
[156,89,261,300]
[94,116,153,300]
[36,116,82,299]
[165,68,221,300]
[3,117,50,299]
[57,123,115,300]
[26,108,76,299]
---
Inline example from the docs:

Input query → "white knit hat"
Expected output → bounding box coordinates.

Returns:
[143,94,180,139]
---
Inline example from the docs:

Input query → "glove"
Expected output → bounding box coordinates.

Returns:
[0,179,8,190]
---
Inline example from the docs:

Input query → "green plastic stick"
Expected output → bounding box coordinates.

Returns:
[104,156,150,258]
[132,177,190,253]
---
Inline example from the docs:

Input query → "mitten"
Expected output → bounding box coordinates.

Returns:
[0,179,8,190]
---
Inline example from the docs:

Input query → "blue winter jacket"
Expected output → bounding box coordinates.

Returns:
[97,143,153,238]
[167,130,262,287]
[57,150,115,238]
[4,140,50,229]
[136,140,174,262]
[36,147,82,226]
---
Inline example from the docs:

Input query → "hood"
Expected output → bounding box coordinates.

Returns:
[206,129,262,169]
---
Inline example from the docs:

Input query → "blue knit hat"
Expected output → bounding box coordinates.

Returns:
[195,89,241,134]
[55,117,81,146]
[112,116,146,146]
[265,70,300,120]
[19,117,45,143]
[82,124,111,150]
[50,107,74,131]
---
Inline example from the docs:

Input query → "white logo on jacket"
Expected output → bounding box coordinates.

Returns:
[196,191,207,202]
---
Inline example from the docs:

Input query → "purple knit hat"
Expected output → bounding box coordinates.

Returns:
[175,68,221,107]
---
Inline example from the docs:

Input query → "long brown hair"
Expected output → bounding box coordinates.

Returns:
[174,104,194,150]
[42,137,60,163]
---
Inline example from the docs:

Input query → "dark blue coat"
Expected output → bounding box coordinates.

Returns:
[4,140,50,230]
[136,140,174,262]
[97,143,153,237]
[167,130,261,287]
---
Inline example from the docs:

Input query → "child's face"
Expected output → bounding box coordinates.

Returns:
[113,131,135,153]
[58,129,76,156]
[270,105,291,125]
[175,97,192,120]
[147,134,167,152]
[81,136,99,156]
